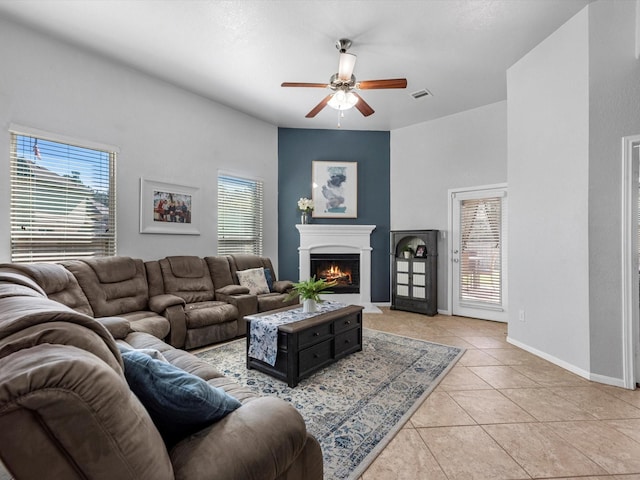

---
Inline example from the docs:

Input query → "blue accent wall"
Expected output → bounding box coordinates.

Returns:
[278,128,390,302]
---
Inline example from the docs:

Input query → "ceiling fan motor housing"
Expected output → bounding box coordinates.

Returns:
[329,73,356,91]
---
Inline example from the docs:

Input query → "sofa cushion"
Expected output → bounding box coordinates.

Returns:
[204,256,235,290]
[236,267,270,295]
[64,258,150,318]
[120,311,171,339]
[85,256,138,284]
[160,256,215,304]
[257,292,298,313]
[183,301,237,329]
[119,348,241,445]
[167,256,205,278]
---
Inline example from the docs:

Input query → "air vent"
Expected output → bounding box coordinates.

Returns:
[411,88,432,99]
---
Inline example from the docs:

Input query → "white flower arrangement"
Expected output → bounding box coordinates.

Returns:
[297,197,314,212]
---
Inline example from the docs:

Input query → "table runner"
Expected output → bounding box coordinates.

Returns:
[247,301,347,366]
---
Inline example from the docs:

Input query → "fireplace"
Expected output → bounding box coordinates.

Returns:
[296,224,380,313]
[310,253,360,294]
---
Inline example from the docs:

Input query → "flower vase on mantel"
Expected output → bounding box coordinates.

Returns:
[297,197,314,225]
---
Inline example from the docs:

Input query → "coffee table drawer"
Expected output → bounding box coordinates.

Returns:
[299,339,332,377]
[334,313,361,334]
[298,322,332,348]
[335,327,361,357]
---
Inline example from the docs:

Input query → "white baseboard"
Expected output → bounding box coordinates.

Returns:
[507,336,628,388]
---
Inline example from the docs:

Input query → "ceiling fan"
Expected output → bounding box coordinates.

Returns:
[281,38,407,119]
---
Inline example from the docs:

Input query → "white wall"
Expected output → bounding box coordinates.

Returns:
[0,18,279,264]
[507,9,591,372]
[390,101,507,311]
[587,0,640,380]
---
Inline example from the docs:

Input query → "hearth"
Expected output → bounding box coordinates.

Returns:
[310,253,360,294]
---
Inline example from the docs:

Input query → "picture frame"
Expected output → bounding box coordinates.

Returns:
[414,245,427,258]
[139,178,200,235]
[312,161,357,218]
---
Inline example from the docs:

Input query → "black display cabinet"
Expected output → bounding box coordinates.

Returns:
[390,230,438,316]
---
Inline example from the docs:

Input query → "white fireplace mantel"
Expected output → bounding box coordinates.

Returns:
[296,224,380,313]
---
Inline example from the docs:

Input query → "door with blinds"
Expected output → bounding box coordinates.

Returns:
[451,186,507,322]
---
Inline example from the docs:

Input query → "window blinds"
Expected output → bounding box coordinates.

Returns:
[9,133,116,263]
[459,196,503,305]
[217,174,264,255]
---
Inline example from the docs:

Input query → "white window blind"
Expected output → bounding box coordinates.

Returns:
[459,196,503,305]
[9,132,116,263]
[217,174,263,255]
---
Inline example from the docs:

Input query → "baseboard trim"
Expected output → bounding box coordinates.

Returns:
[507,336,628,388]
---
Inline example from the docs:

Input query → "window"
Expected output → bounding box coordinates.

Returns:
[459,196,503,305]
[9,129,116,263]
[217,174,263,255]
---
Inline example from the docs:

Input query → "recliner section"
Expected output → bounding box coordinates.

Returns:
[0,254,297,350]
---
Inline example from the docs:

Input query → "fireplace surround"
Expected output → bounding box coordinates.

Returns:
[296,224,380,313]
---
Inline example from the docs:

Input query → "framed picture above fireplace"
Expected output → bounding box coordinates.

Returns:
[312,161,357,218]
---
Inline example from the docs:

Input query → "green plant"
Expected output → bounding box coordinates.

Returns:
[285,276,337,303]
[402,245,414,254]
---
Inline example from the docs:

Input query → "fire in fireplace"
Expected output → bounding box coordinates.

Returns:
[310,253,360,294]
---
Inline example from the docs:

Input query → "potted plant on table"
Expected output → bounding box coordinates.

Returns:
[286,276,337,313]
[401,245,414,259]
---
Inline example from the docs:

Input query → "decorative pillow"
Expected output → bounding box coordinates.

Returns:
[236,267,270,295]
[119,349,241,445]
[264,268,274,292]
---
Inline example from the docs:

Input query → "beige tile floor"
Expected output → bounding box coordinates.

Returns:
[361,308,640,480]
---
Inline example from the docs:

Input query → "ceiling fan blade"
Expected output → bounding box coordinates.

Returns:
[352,92,375,117]
[337,53,357,81]
[358,78,408,89]
[305,94,333,118]
[281,82,329,88]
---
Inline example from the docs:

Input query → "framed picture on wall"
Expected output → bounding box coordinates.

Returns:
[415,245,427,258]
[312,161,358,218]
[139,178,200,235]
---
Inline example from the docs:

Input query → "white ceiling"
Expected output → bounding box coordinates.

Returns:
[0,0,593,131]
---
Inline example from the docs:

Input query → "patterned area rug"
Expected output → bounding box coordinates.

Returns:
[196,328,463,480]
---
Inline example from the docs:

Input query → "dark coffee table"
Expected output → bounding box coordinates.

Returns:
[245,304,363,387]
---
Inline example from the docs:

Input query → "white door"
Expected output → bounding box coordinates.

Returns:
[450,185,507,322]
[622,136,640,388]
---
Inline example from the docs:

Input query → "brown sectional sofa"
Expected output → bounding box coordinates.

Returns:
[0,261,321,479]
[2,254,298,351]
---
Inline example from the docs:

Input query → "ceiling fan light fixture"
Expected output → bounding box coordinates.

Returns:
[328,90,358,111]
[337,52,357,81]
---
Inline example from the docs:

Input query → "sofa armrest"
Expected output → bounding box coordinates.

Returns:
[170,396,320,480]
[148,294,185,314]
[216,285,250,295]
[164,304,187,349]
[96,316,131,340]
[273,280,294,294]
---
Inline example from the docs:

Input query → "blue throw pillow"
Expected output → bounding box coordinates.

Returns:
[264,267,274,292]
[119,349,241,445]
